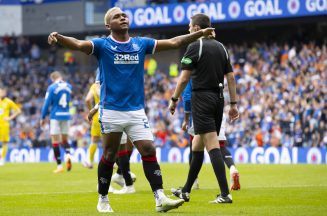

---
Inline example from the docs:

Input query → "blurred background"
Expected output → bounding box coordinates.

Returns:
[0,0,326,164]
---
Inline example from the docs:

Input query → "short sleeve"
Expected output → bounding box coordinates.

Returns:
[9,99,19,111]
[219,42,233,75]
[181,42,199,71]
[90,38,104,57]
[95,68,100,83]
[140,37,156,55]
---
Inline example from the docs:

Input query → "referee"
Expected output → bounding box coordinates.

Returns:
[169,14,239,203]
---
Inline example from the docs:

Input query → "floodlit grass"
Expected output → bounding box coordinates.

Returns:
[1,163,327,216]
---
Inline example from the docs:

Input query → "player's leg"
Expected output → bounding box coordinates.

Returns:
[193,94,231,203]
[172,134,204,201]
[84,117,101,169]
[50,120,64,173]
[128,109,184,212]
[112,134,135,194]
[0,124,10,165]
[97,109,124,212]
[97,132,121,213]
[60,121,72,171]
[220,140,240,190]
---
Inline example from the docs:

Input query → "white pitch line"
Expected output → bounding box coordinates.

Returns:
[1,184,327,196]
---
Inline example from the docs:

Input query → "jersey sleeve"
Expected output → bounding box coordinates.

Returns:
[141,37,156,55]
[9,99,20,112]
[181,42,199,71]
[220,43,233,74]
[90,38,104,57]
[182,80,192,113]
[41,86,52,119]
[95,68,100,83]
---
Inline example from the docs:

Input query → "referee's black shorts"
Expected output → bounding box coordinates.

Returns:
[191,91,224,135]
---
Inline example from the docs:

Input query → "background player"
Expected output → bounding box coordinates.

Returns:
[40,71,73,173]
[0,85,21,166]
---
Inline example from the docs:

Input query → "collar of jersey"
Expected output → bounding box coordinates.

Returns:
[109,35,131,44]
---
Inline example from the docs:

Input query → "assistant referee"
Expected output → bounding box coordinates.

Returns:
[169,13,239,203]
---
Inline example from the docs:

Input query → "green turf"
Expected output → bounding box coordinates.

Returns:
[0,163,326,216]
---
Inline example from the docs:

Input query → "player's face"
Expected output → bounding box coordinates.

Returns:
[0,89,6,98]
[108,9,129,32]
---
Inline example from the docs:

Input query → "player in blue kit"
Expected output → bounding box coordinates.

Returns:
[40,71,72,173]
[47,7,214,213]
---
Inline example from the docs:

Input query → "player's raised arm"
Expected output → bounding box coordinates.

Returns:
[155,28,214,52]
[48,32,93,55]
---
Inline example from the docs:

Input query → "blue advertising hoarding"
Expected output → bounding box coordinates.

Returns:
[0,0,79,5]
[5,147,327,164]
[123,0,327,29]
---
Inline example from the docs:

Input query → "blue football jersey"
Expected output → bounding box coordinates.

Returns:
[182,80,192,113]
[41,80,72,120]
[90,35,156,111]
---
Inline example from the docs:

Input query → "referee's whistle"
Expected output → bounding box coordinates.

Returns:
[219,83,224,99]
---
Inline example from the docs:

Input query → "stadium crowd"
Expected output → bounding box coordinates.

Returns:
[0,35,326,149]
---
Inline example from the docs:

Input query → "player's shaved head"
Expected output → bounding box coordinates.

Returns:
[104,7,121,25]
[50,71,62,81]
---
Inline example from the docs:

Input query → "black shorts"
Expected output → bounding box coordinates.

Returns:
[191,91,224,135]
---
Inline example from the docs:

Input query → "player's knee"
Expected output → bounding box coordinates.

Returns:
[141,143,156,156]
[102,148,117,163]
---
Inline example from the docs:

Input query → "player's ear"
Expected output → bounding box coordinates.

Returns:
[105,24,111,31]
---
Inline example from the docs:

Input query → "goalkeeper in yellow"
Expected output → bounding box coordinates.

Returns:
[0,85,21,166]
[83,75,101,169]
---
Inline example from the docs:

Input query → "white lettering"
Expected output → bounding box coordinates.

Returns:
[9,149,40,163]
[280,147,291,164]
[264,147,280,164]
[251,147,264,163]
[292,147,298,164]
[306,0,327,12]
[173,5,185,23]
[187,3,225,20]
[244,0,282,17]
[183,147,190,164]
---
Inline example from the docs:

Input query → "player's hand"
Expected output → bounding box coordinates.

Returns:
[202,28,215,38]
[40,119,46,128]
[228,105,239,123]
[168,100,177,115]
[48,32,59,45]
[181,120,189,131]
[3,117,10,121]
[88,107,97,122]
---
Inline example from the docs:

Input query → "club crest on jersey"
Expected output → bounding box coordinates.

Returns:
[132,43,139,50]
[114,54,139,64]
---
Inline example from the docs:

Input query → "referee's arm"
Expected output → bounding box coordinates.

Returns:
[172,70,191,100]
[169,70,191,115]
[226,72,237,104]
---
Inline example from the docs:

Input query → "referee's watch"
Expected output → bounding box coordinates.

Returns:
[171,97,178,102]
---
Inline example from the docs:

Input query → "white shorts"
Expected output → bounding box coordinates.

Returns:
[99,108,154,142]
[50,120,70,135]
[188,114,226,141]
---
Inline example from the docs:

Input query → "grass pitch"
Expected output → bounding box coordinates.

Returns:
[0,163,326,216]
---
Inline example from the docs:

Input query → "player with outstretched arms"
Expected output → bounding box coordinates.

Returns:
[48,7,214,213]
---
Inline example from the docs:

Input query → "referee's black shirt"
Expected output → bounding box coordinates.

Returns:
[181,38,233,91]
